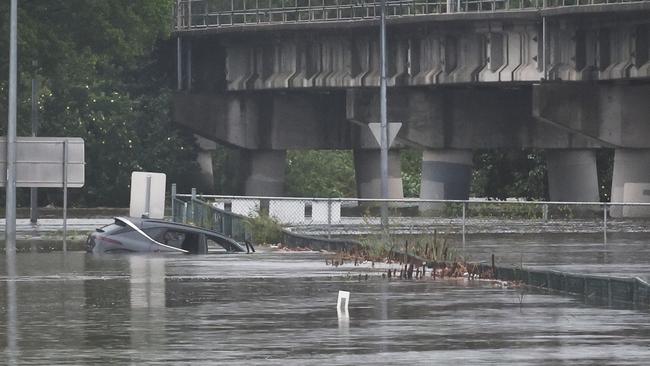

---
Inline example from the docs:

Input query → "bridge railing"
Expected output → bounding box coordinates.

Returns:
[174,0,645,29]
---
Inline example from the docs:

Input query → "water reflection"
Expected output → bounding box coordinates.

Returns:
[1,252,650,365]
[129,256,166,351]
[5,251,17,366]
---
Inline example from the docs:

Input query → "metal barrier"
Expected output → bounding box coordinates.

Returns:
[481,263,650,307]
[174,0,650,30]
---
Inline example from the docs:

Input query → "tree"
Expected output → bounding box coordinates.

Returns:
[471,149,548,200]
[0,0,199,207]
[285,150,356,197]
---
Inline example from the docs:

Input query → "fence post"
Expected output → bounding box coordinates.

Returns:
[187,0,192,27]
[171,183,177,221]
[191,187,197,223]
[183,202,188,223]
[543,203,548,222]
[462,201,466,252]
[603,203,608,245]
[327,198,332,239]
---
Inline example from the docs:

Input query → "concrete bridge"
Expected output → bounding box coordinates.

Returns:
[172,0,650,210]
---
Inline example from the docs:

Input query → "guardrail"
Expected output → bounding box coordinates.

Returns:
[173,0,650,30]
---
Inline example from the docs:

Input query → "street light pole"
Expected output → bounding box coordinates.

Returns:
[379,0,389,240]
[31,61,39,224]
[6,0,18,254]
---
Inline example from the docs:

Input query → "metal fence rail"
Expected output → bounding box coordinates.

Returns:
[171,190,650,247]
[174,0,650,29]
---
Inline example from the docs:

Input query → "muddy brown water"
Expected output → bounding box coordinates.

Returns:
[1,250,650,365]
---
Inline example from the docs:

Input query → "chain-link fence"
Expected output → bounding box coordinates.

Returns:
[172,191,650,244]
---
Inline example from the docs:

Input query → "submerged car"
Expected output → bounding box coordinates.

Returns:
[86,217,247,254]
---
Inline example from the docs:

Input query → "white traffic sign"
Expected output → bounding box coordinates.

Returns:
[367,122,402,148]
[0,137,84,187]
[130,172,166,219]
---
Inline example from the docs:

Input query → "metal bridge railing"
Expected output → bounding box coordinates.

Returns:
[174,0,648,29]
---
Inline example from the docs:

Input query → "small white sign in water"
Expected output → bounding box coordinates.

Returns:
[337,290,350,319]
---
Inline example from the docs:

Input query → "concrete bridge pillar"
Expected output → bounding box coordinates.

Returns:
[353,150,404,199]
[242,150,286,197]
[611,149,650,217]
[420,149,473,201]
[546,149,599,202]
[194,135,217,193]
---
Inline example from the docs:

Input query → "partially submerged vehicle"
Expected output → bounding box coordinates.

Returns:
[86,217,247,254]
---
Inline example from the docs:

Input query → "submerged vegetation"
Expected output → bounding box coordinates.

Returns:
[244,212,284,245]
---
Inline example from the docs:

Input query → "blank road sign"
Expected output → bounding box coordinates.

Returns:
[0,137,85,188]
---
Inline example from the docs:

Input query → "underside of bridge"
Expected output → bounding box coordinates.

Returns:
[173,4,650,214]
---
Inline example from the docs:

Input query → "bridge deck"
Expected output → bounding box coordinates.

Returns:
[174,0,650,32]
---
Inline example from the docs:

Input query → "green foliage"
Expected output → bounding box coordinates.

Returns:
[359,233,455,262]
[244,213,283,245]
[285,150,356,197]
[0,0,198,207]
[471,149,548,200]
[212,144,246,195]
[597,149,614,202]
[400,149,422,198]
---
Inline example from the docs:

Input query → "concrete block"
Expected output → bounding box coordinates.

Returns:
[622,183,650,217]
[512,25,543,81]
[354,149,404,199]
[265,42,297,89]
[410,35,443,85]
[546,149,599,202]
[440,33,484,83]
[547,22,578,81]
[269,200,305,224]
[610,149,650,217]
[599,27,635,80]
[231,199,260,217]
[311,201,342,224]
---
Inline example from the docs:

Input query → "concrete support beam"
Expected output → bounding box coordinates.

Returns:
[347,86,596,150]
[419,149,473,201]
[174,92,351,150]
[242,150,286,197]
[533,83,650,148]
[546,149,599,202]
[611,149,650,217]
[353,149,403,199]
[194,135,218,193]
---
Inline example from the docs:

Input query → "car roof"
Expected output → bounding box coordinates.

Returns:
[116,217,231,238]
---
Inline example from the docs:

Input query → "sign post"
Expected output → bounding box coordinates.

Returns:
[379,0,389,242]
[5,0,18,254]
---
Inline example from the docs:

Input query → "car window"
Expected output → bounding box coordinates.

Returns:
[206,236,227,253]
[160,230,186,248]
[142,227,165,241]
[99,223,132,235]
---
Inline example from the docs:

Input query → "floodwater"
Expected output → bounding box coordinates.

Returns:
[456,232,650,282]
[2,251,650,365]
